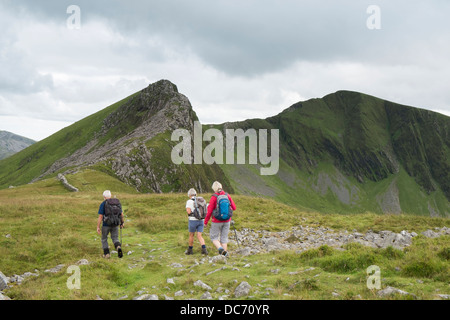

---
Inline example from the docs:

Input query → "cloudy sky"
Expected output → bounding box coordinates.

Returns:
[1,0,449,141]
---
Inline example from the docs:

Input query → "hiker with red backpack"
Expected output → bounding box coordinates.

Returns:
[185,188,208,255]
[97,190,124,259]
[204,181,237,257]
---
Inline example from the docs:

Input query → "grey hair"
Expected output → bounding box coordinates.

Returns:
[103,190,112,198]
[187,188,197,197]
[211,181,222,193]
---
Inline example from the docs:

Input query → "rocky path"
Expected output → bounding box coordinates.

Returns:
[1,226,448,300]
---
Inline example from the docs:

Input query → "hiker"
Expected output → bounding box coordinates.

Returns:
[204,181,237,256]
[96,190,124,259]
[185,188,208,255]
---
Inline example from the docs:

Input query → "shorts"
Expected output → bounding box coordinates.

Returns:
[209,222,230,244]
[188,219,204,233]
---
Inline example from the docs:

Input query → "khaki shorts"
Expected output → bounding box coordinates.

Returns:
[209,222,230,243]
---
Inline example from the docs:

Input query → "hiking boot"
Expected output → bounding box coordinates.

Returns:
[117,247,123,258]
[218,248,224,255]
[201,247,208,255]
[102,253,111,259]
[185,247,194,255]
[221,250,228,257]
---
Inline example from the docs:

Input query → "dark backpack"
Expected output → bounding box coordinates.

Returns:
[104,198,122,227]
[191,196,207,220]
[212,193,233,221]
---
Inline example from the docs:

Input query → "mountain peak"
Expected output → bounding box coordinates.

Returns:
[22,79,210,192]
[100,79,190,136]
[144,79,179,94]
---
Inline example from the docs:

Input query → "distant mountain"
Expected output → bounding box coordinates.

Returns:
[0,131,35,160]
[0,80,448,216]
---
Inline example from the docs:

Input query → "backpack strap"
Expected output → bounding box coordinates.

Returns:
[211,193,219,209]
[188,197,197,217]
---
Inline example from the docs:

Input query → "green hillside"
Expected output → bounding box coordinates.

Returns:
[0,80,232,195]
[0,93,138,189]
[220,91,450,216]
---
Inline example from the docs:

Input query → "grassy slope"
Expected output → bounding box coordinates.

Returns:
[0,170,448,300]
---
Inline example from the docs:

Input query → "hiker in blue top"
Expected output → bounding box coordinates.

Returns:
[97,190,124,259]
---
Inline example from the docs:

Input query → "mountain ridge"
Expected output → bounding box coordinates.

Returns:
[215,90,450,216]
[0,80,448,216]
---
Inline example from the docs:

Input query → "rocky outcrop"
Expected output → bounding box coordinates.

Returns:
[31,80,230,193]
[377,286,417,299]
[0,259,89,300]
[57,174,79,192]
[231,226,450,255]
[37,81,194,182]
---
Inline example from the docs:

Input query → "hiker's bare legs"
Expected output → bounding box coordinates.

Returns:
[212,240,226,250]
[190,232,205,246]
[197,232,205,246]
[189,232,195,246]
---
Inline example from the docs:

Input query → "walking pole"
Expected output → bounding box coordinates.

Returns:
[231,220,241,249]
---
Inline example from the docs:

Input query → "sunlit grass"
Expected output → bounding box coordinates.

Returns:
[0,174,448,300]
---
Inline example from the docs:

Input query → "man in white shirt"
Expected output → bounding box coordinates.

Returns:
[185,188,208,255]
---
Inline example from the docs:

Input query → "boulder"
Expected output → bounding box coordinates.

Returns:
[377,286,416,299]
[194,280,212,291]
[133,294,159,300]
[0,271,9,291]
[234,281,252,298]
[0,292,11,300]
[421,230,440,238]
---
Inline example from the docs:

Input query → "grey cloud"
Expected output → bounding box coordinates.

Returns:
[0,53,54,95]
[0,5,54,94]
[10,0,450,76]
[1,0,449,141]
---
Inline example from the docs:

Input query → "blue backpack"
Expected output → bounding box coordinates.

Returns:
[212,193,233,221]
